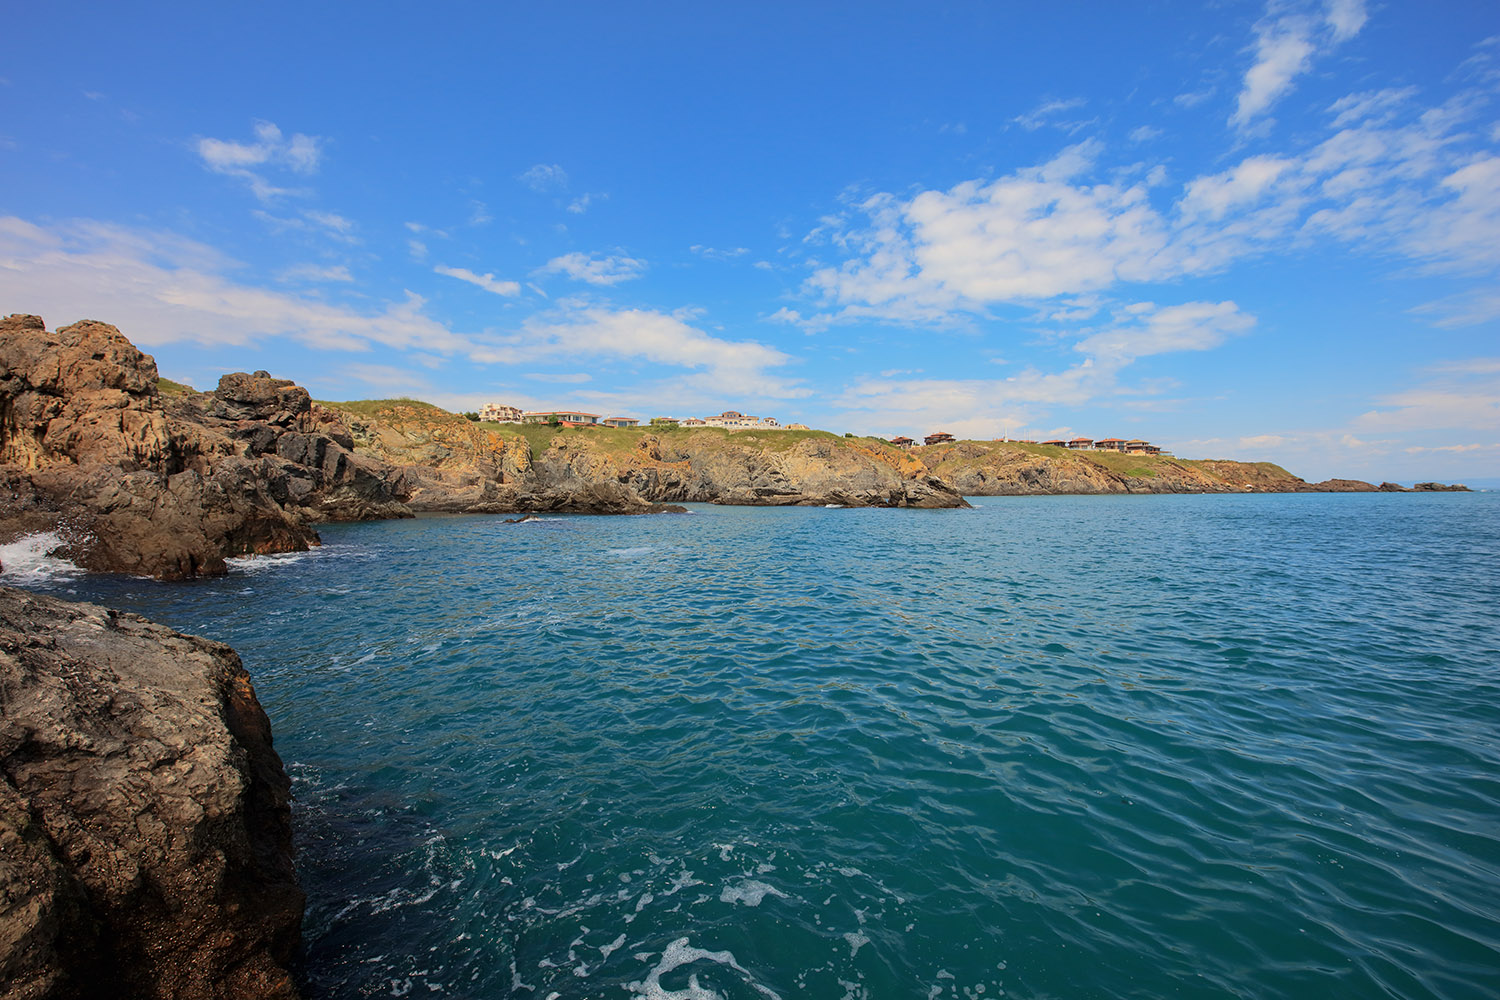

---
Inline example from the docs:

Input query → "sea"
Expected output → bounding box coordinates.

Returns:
[5,492,1499,1000]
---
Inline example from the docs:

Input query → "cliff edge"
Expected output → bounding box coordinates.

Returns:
[0,586,303,999]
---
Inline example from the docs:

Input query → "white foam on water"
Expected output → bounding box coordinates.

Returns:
[599,933,627,962]
[719,880,788,907]
[0,532,83,581]
[608,546,654,556]
[626,938,782,1000]
[843,931,870,958]
[226,548,317,573]
[660,870,703,897]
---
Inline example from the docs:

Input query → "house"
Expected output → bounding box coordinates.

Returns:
[1040,439,1068,447]
[522,410,601,426]
[1094,438,1127,452]
[924,431,955,445]
[679,417,707,427]
[784,423,810,430]
[601,416,639,428]
[702,410,781,430]
[479,403,522,423]
[1066,438,1094,449]
[890,436,915,450]
[1124,439,1152,453]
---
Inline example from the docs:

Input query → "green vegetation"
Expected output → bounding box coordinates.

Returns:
[156,377,195,396]
[315,397,448,418]
[1179,459,1296,481]
[1075,450,1171,478]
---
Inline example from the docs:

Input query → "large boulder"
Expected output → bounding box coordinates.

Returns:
[0,587,303,999]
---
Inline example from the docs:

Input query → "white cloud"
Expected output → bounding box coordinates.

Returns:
[1012,97,1091,132]
[567,193,605,214]
[524,372,593,383]
[196,120,323,201]
[1231,16,1318,127]
[535,251,646,286]
[804,72,1500,328]
[1355,358,1500,432]
[690,245,751,261]
[1328,87,1417,128]
[1075,301,1256,360]
[1231,1,1368,129]
[1410,290,1500,328]
[1178,155,1297,220]
[277,263,354,283]
[519,163,568,192]
[0,216,476,356]
[805,142,1177,321]
[433,264,521,297]
[1325,0,1367,43]
[1129,126,1163,143]
[476,306,803,400]
[341,363,436,393]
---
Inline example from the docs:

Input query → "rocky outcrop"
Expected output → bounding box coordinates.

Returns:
[0,586,302,999]
[509,430,969,508]
[0,316,682,578]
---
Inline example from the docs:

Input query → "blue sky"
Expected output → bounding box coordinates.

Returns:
[3,0,1497,482]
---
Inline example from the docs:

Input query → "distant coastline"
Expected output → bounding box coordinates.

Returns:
[0,313,1469,582]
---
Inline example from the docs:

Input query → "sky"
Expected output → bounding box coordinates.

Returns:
[2,0,1498,483]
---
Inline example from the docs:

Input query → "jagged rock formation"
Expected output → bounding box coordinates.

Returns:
[0,586,303,999]
[0,316,683,578]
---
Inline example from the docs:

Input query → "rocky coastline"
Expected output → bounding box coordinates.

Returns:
[0,586,303,999]
[0,314,1468,582]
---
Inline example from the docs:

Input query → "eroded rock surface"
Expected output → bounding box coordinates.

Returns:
[0,586,303,999]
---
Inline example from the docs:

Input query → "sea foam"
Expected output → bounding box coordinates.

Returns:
[0,532,82,581]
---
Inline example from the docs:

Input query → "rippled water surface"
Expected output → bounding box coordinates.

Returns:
[20,493,1500,999]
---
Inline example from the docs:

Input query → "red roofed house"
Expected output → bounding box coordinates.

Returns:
[1066,438,1094,449]
[890,436,915,449]
[1094,438,1127,452]
[924,432,955,445]
[601,417,640,428]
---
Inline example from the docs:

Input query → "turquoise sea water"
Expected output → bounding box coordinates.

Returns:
[12,493,1500,999]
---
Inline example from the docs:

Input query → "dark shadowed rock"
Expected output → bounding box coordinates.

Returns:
[0,586,303,999]
[1412,482,1469,491]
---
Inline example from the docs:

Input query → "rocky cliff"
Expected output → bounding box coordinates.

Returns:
[1,314,1462,579]
[0,316,683,578]
[910,440,1463,495]
[0,586,303,1000]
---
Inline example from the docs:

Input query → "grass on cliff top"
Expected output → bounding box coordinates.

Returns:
[1179,458,1297,481]
[157,377,196,396]
[915,439,1196,479]
[316,397,453,418]
[501,422,880,457]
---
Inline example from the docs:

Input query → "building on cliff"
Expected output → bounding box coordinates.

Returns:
[479,403,523,423]
[702,410,781,430]
[1067,437,1094,449]
[924,432,955,445]
[601,416,640,428]
[523,410,601,426]
[890,436,915,449]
